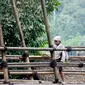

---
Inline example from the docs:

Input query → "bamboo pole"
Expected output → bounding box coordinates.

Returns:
[6,62,85,67]
[0,71,84,75]
[40,0,60,82]
[1,47,85,51]
[0,80,52,84]
[11,0,26,47]
[66,46,85,48]
[0,69,85,73]
[0,80,53,84]
[0,79,85,84]
[11,0,29,59]
[11,0,30,63]
[0,55,50,60]
[40,0,51,46]
[0,55,84,61]
[11,0,35,79]
[0,55,85,61]
[0,24,9,83]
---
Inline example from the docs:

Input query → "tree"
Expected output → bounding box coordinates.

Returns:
[0,0,60,54]
[46,0,61,14]
[48,0,85,46]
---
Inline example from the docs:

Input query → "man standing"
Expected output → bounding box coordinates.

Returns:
[53,36,68,82]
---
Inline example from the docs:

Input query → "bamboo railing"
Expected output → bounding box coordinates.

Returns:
[0,55,84,61]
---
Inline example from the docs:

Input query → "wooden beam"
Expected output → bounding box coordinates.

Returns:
[0,55,85,60]
[41,0,60,82]
[0,82,84,85]
[0,62,83,67]
[11,0,33,80]
[0,24,9,83]
[11,0,26,47]
[0,47,85,51]
[0,69,85,73]
[0,71,84,75]
[11,0,30,66]
[0,80,52,84]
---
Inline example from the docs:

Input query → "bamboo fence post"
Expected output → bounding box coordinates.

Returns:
[11,0,30,64]
[11,0,32,79]
[0,24,9,83]
[40,0,60,83]
[11,0,25,47]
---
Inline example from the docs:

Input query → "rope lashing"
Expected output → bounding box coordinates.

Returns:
[32,72,40,80]
[22,52,29,61]
[78,63,83,68]
[66,47,72,52]
[1,46,7,52]
[0,61,8,69]
[32,71,41,83]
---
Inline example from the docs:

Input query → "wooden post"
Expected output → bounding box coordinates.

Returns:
[11,0,30,63]
[40,0,60,83]
[0,24,9,83]
[11,0,25,47]
[11,0,32,79]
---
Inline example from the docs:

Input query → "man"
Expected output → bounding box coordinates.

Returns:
[53,36,68,82]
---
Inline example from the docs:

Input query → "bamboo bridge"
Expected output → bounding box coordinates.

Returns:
[0,0,85,85]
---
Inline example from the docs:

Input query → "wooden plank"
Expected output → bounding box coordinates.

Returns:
[0,55,85,61]
[0,69,83,72]
[0,81,85,85]
[0,79,85,84]
[0,69,85,73]
[0,61,82,68]
[1,47,85,51]
[0,24,9,82]
[0,71,85,75]
[6,62,85,67]
[0,79,52,83]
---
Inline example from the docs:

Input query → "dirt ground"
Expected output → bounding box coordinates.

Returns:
[39,67,85,83]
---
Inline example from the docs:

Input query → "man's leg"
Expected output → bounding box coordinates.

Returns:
[59,67,64,82]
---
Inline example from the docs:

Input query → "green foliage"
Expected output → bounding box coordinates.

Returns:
[0,0,21,47]
[0,0,60,55]
[62,34,82,46]
[48,0,85,46]
[0,0,61,79]
[16,0,45,47]
[46,0,61,14]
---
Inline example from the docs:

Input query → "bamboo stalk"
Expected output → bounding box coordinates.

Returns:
[66,46,85,48]
[0,47,85,51]
[11,0,30,62]
[11,0,26,47]
[0,24,9,83]
[0,79,52,84]
[0,55,84,60]
[2,70,85,73]
[0,71,84,75]
[11,0,35,79]
[5,62,85,67]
